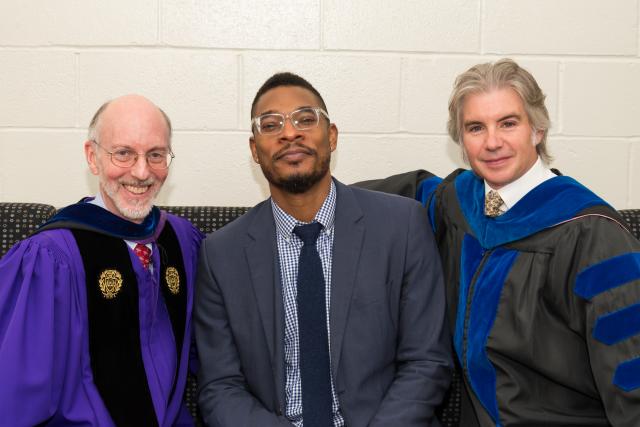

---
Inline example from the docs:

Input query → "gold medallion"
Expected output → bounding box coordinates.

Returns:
[98,269,123,299]
[165,266,180,295]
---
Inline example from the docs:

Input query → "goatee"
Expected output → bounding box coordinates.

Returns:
[262,155,330,194]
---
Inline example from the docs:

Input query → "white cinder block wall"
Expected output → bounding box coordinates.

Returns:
[0,0,638,208]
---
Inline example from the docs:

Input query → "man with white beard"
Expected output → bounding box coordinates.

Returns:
[0,95,203,426]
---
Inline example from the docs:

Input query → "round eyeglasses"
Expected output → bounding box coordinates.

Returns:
[92,140,174,170]
[252,107,330,136]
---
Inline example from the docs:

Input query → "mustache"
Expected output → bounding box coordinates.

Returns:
[273,142,315,161]
[118,178,156,186]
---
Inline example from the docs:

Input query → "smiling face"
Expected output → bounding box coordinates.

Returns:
[461,87,542,190]
[249,85,337,197]
[85,95,170,223]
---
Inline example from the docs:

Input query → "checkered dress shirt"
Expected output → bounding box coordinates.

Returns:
[271,180,344,427]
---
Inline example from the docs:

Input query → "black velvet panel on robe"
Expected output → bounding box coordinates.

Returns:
[73,229,159,427]
[72,221,187,427]
[156,221,188,397]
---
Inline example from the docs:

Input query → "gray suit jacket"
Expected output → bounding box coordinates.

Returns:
[195,179,451,427]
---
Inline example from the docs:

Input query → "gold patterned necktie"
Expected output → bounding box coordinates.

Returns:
[485,190,505,217]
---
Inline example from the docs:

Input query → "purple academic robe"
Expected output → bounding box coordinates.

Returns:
[0,213,203,426]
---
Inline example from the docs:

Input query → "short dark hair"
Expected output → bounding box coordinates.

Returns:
[250,72,328,118]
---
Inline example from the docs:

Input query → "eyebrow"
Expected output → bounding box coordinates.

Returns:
[463,120,482,128]
[463,113,522,127]
[110,143,169,152]
[257,105,315,116]
[497,113,521,122]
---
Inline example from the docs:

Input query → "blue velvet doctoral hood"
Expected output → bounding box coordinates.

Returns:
[37,198,166,243]
[455,170,611,249]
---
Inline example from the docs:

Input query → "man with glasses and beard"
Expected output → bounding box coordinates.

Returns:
[194,72,451,427]
[0,95,203,426]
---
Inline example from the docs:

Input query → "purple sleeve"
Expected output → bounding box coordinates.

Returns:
[0,233,89,424]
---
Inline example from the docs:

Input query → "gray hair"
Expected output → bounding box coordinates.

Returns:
[447,58,552,164]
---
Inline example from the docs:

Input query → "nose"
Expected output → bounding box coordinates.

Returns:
[485,128,503,150]
[130,154,152,180]
[279,116,302,142]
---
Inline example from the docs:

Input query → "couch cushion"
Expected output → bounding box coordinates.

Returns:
[0,202,57,257]
[159,206,250,235]
[620,209,640,240]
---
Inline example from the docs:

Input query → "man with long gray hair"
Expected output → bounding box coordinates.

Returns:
[358,59,640,426]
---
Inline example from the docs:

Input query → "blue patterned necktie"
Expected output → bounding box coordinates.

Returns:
[293,222,332,427]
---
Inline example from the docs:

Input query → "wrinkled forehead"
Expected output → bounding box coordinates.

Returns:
[99,106,170,148]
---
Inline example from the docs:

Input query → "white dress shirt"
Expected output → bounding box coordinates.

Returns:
[484,157,556,214]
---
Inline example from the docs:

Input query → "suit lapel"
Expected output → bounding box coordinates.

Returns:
[329,182,365,380]
[245,202,287,409]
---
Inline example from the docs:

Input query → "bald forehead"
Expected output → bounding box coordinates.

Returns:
[101,96,166,126]
[94,95,171,144]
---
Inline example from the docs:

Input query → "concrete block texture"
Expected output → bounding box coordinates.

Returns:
[631,142,640,207]
[401,57,480,134]
[78,51,238,130]
[562,61,640,137]
[323,0,480,52]
[160,132,268,206]
[0,0,157,46]
[483,0,638,55]
[0,1,638,207]
[333,135,462,183]
[0,130,88,205]
[0,51,76,127]
[551,138,631,208]
[401,57,558,134]
[162,0,320,49]
[244,53,401,133]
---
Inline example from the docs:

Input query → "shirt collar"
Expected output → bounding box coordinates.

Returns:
[90,192,106,209]
[272,180,337,238]
[484,157,556,211]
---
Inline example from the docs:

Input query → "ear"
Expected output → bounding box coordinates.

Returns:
[84,140,100,175]
[328,123,338,152]
[249,136,260,164]
[533,129,544,145]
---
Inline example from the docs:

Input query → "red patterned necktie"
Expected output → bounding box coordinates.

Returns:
[134,243,151,269]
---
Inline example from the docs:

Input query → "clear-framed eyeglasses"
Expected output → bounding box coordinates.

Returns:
[92,140,175,170]
[252,107,330,136]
